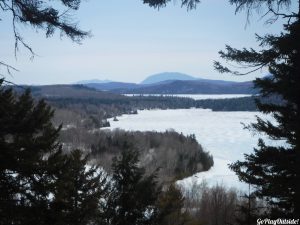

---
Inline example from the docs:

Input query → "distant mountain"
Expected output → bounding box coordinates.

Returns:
[76,72,257,94]
[76,79,113,84]
[83,80,256,94]
[141,72,197,84]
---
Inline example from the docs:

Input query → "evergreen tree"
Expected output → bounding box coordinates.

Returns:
[233,185,260,225]
[104,148,160,225]
[212,1,300,217]
[0,80,63,225]
[50,149,107,225]
[0,82,108,225]
[157,184,190,225]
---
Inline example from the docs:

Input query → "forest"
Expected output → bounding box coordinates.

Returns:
[63,128,213,182]
[49,93,259,129]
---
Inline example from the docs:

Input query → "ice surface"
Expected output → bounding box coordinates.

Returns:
[107,108,273,192]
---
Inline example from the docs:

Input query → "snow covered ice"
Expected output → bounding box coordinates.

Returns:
[107,108,272,192]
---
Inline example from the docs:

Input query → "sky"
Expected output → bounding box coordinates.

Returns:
[0,0,290,85]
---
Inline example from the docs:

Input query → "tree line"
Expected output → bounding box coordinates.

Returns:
[19,84,261,133]
[56,118,214,182]
[89,129,213,183]
[40,87,260,132]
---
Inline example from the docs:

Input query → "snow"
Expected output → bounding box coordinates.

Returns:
[124,94,252,100]
[107,108,273,192]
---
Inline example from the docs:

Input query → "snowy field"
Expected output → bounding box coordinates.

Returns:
[107,108,272,192]
[124,94,252,100]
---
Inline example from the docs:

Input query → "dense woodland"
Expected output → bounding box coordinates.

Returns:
[60,128,213,182]
[49,94,259,129]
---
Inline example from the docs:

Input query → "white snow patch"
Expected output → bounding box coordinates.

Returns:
[106,108,275,192]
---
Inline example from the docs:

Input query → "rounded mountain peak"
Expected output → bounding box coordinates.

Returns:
[141,72,197,84]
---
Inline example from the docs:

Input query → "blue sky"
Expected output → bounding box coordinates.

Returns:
[0,0,288,84]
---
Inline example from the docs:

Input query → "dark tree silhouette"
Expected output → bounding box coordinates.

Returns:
[157,184,190,225]
[0,79,63,224]
[0,81,108,224]
[0,0,200,76]
[213,0,299,218]
[142,0,200,10]
[50,149,107,225]
[0,0,88,75]
[104,148,160,225]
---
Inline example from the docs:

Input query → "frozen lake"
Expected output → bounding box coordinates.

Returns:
[124,94,252,100]
[108,108,270,191]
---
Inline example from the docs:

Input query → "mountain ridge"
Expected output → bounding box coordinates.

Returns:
[112,80,256,94]
[74,72,257,94]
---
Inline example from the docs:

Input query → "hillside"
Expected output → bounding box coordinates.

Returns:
[81,79,256,94]
[114,80,256,94]
[85,82,139,91]
[21,84,125,99]
[12,84,258,112]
